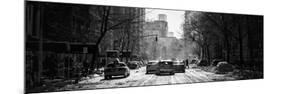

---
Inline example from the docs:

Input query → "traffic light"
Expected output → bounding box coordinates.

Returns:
[155,36,158,42]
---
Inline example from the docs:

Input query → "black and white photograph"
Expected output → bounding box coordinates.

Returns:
[24,0,263,93]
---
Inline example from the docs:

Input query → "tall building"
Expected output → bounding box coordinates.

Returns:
[25,1,146,89]
[142,14,186,60]
[167,32,174,37]
[158,14,167,21]
[143,14,168,38]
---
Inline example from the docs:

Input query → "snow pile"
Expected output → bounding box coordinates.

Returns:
[215,61,234,74]
[211,59,223,66]
[197,60,210,66]
[190,60,198,64]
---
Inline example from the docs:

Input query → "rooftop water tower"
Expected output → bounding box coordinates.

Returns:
[158,14,167,21]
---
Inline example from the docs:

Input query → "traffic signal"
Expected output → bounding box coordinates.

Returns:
[155,36,158,42]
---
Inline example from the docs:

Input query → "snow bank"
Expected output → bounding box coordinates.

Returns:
[197,60,210,66]
[215,61,234,74]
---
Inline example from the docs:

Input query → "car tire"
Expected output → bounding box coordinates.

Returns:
[104,76,109,80]
[124,72,129,77]
[156,72,160,75]
[107,76,112,79]
[125,73,128,77]
[145,71,149,74]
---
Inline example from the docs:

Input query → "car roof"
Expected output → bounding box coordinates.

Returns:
[107,62,126,65]
[129,61,139,62]
[148,60,159,62]
[160,60,173,62]
[130,61,141,63]
[174,60,182,62]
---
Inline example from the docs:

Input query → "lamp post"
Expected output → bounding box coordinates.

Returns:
[124,34,158,60]
[138,34,158,60]
[154,36,157,60]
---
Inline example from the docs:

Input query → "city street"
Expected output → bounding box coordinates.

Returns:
[25,2,263,93]
[58,64,235,91]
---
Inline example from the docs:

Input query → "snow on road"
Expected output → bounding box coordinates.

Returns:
[58,67,234,91]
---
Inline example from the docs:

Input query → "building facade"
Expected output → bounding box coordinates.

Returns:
[25,1,145,90]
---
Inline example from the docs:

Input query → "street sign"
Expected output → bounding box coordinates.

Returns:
[69,43,96,53]
[113,40,119,50]
[121,51,131,58]
[106,50,119,58]
[83,47,88,53]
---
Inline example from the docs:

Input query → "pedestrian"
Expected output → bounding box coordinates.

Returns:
[113,58,120,64]
[185,59,189,69]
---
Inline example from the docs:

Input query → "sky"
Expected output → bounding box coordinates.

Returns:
[145,9,185,39]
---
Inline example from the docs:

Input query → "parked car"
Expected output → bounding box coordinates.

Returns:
[211,59,224,66]
[146,60,159,74]
[197,59,210,66]
[156,60,175,75]
[127,61,141,69]
[190,59,198,64]
[104,62,130,79]
[139,60,147,67]
[173,60,186,73]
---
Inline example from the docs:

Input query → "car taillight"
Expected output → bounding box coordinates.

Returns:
[118,68,125,71]
[105,69,111,72]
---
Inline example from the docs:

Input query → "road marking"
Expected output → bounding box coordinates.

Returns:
[155,75,172,85]
[130,74,154,86]
[178,69,193,83]
[72,68,229,89]
[170,75,176,84]
[176,73,191,84]
[168,75,173,84]
[143,75,159,86]
[194,70,212,81]
[140,75,155,86]
[184,70,201,83]
[189,69,207,82]
[172,74,182,84]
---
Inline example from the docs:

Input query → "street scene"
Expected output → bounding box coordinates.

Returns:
[58,64,235,91]
[29,64,236,92]
[25,1,263,93]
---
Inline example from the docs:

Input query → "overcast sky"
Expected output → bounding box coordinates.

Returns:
[145,9,185,39]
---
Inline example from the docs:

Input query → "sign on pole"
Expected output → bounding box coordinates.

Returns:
[113,40,119,50]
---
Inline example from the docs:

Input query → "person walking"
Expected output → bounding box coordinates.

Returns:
[185,59,189,69]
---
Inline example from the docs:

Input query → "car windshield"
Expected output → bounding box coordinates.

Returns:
[173,61,184,65]
[118,63,126,67]
[106,63,126,68]
[107,64,115,68]
[148,61,158,65]
[159,61,173,65]
[129,61,138,64]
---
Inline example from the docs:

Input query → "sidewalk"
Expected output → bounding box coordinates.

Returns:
[27,71,104,93]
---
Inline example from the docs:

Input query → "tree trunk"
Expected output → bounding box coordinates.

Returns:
[238,19,244,67]
[221,15,231,63]
[90,6,111,75]
[206,44,211,64]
